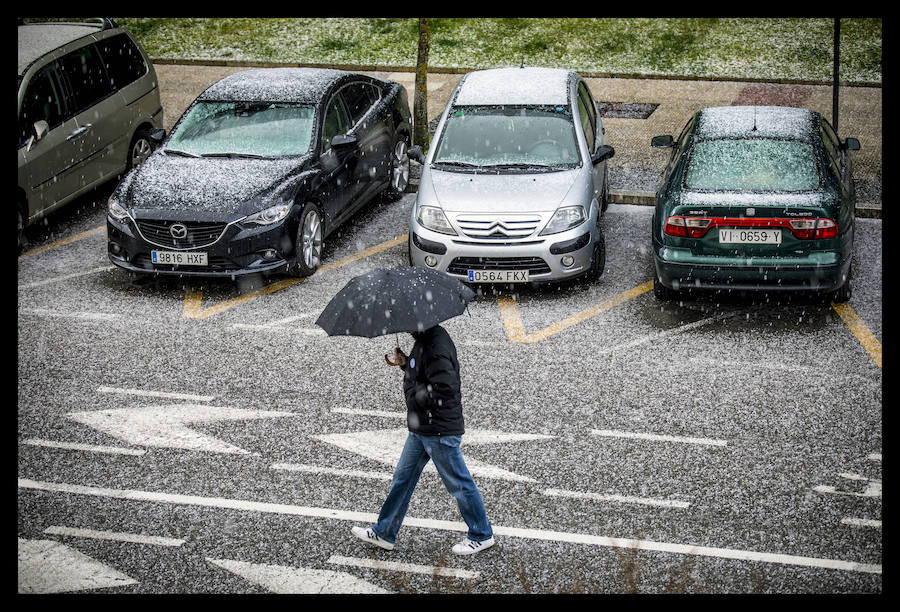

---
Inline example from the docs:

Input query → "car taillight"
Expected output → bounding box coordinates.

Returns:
[664,216,838,240]
[664,216,712,238]
[788,218,838,239]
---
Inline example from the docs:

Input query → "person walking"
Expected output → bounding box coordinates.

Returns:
[351,324,494,556]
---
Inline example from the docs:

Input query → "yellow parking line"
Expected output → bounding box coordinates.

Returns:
[499,280,654,343]
[19,225,105,258]
[182,234,408,320]
[832,302,882,368]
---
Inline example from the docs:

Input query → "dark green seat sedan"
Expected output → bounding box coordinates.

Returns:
[650,105,860,302]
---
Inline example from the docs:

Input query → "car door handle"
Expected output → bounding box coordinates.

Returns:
[66,124,92,141]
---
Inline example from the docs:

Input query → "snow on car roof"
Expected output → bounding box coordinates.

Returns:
[18,22,102,75]
[696,106,815,140]
[199,67,349,103]
[454,67,572,106]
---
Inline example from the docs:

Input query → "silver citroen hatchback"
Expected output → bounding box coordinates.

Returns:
[408,67,614,284]
[17,18,163,250]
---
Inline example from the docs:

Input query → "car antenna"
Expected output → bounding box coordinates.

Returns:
[752,107,758,131]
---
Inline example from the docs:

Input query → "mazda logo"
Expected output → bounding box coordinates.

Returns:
[169,223,188,239]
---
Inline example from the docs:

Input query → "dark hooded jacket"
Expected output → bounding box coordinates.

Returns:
[402,325,464,435]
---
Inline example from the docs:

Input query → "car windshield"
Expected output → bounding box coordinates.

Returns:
[685,138,819,191]
[166,101,315,157]
[431,105,580,169]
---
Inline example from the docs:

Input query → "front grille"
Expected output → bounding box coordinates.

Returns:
[455,215,542,240]
[135,220,228,249]
[448,256,551,275]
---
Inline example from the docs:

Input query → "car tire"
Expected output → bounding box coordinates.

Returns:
[17,205,26,253]
[652,270,679,301]
[384,136,410,201]
[292,202,323,277]
[583,229,606,282]
[127,127,154,172]
[830,266,852,303]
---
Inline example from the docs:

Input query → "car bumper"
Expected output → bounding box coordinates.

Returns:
[409,219,596,284]
[653,246,851,292]
[106,216,294,278]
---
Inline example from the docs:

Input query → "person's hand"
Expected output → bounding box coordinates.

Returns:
[384,347,407,366]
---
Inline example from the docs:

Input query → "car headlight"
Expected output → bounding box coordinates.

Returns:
[108,198,130,222]
[416,205,457,235]
[539,205,586,235]
[242,203,291,226]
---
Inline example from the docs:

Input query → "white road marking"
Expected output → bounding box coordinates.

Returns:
[314,428,553,483]
[67,404,295,455]
[813,481,882,498]
[271,463,392,481]
[18,478,882,575]
[19,307,121,321]
[18,537,138,593]
[18,265,115,289]
[595,314,727,354]
[543,488,690,509]
[206,557,391,594]
[331,407,406,419]
[591,429,728,447]
[44,525,185,547]
[868,453,882,462]
[97,386,214,402]
[22,438,145,456]
[328,554,479,580]
[841,518,882,528]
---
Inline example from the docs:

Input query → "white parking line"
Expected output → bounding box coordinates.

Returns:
[22,438,145,456]
[18,266,115,289]
[841,518,882,528]
[542,488,690,509]
[591,429,728,447]
[19,308,121,322]
[44,525,185,547]
[327,554,478,580]
[18,478,882,575]
[97,386,214,402]
[331,407,406,419]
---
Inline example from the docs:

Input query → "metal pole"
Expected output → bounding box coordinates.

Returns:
[833,18,840,134]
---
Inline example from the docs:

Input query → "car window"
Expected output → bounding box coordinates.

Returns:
[432,105,580,168]
[57,43,113,115]
[18,63,66,147]
[685,138,819,191]
[342,82,378,126]
[96,33,147,90]
[576,82,596,152]
[818,117,843,179]
[166,101,316,157]
[321,96,350,153]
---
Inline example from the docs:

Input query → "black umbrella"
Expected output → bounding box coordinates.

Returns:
[315,266,475,338]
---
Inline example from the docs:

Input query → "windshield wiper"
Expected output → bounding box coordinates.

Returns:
[481,162,554,169]
[432,160,483,168]
[201,152,267,159]
[163,148,200,158]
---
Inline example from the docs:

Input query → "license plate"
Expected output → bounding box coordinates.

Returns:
[151,250,208,266]
[467,269,529,283]
[719,229,782,245]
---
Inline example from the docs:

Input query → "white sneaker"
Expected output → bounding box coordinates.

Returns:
[451,536,495,555]
[351,526,394,551]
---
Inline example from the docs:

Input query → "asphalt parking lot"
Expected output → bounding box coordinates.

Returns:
[18,175,882,592]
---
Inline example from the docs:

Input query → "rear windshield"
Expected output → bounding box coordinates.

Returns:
[432,105,580,169]
[685,138,819,191]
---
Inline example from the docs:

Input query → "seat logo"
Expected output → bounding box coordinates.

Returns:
[169,223,188,239]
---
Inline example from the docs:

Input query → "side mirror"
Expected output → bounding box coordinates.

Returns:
[651,135,675,148]
[591,145,615,164]
[150,128,166,143]
[843,137,861,151]
[33,120,49,141]
[408,144,426,164]
[331,133,358,149]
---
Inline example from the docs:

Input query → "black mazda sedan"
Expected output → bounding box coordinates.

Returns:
[107,68,412,278]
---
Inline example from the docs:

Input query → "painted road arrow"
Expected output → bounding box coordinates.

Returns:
[67,404,295,455]
[314,428,553,482]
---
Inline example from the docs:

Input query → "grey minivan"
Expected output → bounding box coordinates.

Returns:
[408,67,614,284]
[17,18,163,250]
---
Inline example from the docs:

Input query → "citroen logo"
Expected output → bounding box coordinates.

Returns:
[169,223,188,239]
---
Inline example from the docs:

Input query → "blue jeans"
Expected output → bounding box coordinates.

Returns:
[372,432,493,545]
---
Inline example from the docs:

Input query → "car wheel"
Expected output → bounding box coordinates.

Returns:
[583,229,606,282]
[830,266,852,303]
[128,128,154,172]
[292,202,323,277]
[384,137,410,200]
[17,206,26,253]
[652,270,679,301]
